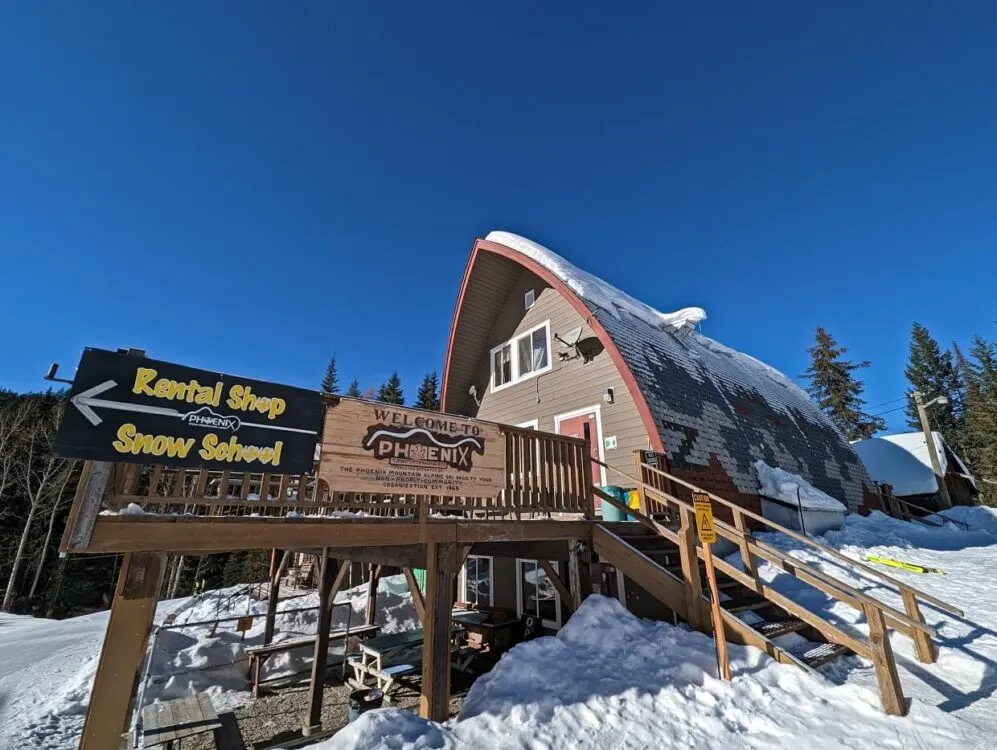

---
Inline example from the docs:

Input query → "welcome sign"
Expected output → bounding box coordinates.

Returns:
[53,349,323,473]
[320,399,506,497]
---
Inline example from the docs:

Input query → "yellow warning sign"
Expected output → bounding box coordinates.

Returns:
[693,491,717,544]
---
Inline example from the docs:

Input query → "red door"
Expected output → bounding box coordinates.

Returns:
[557,410,603,507]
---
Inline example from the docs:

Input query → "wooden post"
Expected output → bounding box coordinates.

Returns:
[538,560,574,615]
[701,546,730,681]
[78,552,163,750]
[677,506,704,631]
[732,510,757,579]
[913,391,952,510]
[402,568,426,626]
[365,564,383,626]
[864,601,908,716]
[901,588,937,664]
[567,540,592,611]
[420,541,457,722]
[60,460,112,553]
[263,549,282,646]
[303,551,336,736]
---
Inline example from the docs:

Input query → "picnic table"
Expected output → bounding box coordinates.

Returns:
[245,624,381,696]
[141,693,220,750]
[347,625,475,696]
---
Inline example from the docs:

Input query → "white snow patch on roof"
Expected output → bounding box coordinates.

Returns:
[754,460,847,512]
[485,231,706,330]
[851,431,975,496]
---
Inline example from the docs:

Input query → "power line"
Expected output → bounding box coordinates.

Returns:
[867,395,908,411]
[872,405,908,417]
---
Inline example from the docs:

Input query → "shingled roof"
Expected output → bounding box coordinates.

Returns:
[450,231,875,512]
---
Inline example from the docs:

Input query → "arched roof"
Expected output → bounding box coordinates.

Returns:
[443,232,874,510]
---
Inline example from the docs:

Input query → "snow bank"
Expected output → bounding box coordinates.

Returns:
[485,231,706,331]
[754,460,846,512]
[935,505,997,534]
[318,595,987,750]
[0,576,417,749]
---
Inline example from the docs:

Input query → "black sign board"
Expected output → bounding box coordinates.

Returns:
[53,349,323,474]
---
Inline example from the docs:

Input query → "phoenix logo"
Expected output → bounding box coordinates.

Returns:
[361,426,485,472]
[181,407,242,432]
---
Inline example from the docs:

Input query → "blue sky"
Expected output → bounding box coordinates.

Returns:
[1,3,995,430]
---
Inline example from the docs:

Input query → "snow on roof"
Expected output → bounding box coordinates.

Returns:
[486,231,707,331]
[486,230,824,421]
[851,432,941,496]
[754,460,847,512]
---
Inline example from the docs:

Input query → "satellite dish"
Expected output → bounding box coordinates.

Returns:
[554,326,584,348]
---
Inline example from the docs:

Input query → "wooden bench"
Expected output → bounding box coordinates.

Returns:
[141,693,221,750]
[246,624,381,696]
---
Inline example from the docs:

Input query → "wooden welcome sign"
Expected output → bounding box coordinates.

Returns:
[320,399,506,497]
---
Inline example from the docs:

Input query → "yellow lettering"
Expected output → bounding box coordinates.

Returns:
[154,379,170,398]
[112,423,136,453]
[133,368,157,396]
[272,441,282,466]
[226,384,245,411]
[269,399,285,420]
[194,384,215,405]
[199,433,218,461]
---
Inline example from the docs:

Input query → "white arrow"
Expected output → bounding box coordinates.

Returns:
[71,379,318,435]
[71,380,181,426]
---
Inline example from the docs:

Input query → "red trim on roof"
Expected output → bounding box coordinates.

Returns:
[441,237,665,453]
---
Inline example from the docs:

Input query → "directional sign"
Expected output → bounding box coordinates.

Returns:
[693,491,717,544]
[53,348,323,473]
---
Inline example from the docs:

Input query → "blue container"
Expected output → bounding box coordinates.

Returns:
[601,486,628,522]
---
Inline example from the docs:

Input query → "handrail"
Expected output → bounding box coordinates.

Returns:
[636,460,963,617]
[637,482,936,638]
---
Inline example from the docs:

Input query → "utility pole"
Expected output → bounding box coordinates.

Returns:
[912,391,952,510]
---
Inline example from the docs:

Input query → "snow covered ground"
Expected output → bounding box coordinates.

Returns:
[0,575,417,749]
[321,507,997,750]
[3,509,996,750]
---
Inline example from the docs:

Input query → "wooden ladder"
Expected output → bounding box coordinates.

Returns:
[590,459,964,717]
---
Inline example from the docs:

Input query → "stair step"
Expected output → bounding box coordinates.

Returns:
[790,642,852,669]
[753,618,808,638]
[726,600,772,614]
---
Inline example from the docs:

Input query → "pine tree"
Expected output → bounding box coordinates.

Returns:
[321,357,340,394]
[801,327,885,440]
[904,323,965,452]
[377,372,404,405]
[415,371,440,411]
[962,336,997,506]
[345,379,362,398]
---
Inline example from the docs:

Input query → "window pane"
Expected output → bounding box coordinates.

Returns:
[532,328,548,370]
[464,558,477,603]
[520,561,538,617]
[492,351,502,388]
[536,564,557,623]
[477,557,491,605]
[502,346,512,383]
[518,334,533,377]
[494,345,512,387]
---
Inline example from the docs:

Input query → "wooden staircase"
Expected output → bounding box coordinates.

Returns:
[589,457,965,717]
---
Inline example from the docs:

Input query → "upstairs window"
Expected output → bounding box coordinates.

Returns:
[490,321,552,392]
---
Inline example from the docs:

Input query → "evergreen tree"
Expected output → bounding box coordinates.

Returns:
[962,337,997,506]
[904,323,965,452]
[345,379,362,398]
[321,357,340,394]
[801,327,885,440]
[415,371,440,411]
[377,371,404,405]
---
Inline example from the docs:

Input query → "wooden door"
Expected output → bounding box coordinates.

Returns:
[556,409,602,508]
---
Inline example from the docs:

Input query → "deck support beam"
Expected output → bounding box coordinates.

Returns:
[420,541,457,722]
[568,539,592,611]
[365,565,383,626]
[78,552,164,750]
[263,549,290,646]
[303,551,337,736]
[403,568,426,626]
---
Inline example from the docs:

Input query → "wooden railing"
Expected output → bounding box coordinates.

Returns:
[70,425,595,523]
[593,454,965,716]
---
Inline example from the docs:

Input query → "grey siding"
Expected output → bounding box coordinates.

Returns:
[469,268,650,484]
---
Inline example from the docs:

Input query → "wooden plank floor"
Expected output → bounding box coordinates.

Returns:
[142,694,221,746]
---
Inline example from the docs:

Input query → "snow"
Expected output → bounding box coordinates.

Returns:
[485,231,707,331]
[0,575,417,749]
[754,460,847,512]
[316,510,997,750]
[851,432,960,496]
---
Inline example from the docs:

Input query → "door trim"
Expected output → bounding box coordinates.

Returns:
[554,404,607,487]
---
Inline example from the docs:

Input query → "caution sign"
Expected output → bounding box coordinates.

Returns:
[693,491,717,544]
[53,348,323,473]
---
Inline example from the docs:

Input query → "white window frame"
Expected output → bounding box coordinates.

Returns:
[489,320,553,393]
[553,404,607,487]
[517,419,539,429]
[524,288,536,310]
[515,558,562,629]
[458,555,494,608]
